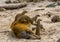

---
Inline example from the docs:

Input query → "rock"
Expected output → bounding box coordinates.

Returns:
[0,3,27,10]
[5,0,19,4]
[0,8,6,11]
[46,2,57,7]
[57,2,60,5]
[57,39,60,42]
[34,9,45,11]
[51,15,60,23]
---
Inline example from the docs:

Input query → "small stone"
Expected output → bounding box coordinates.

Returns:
[0,8,6,11]
[51,15,60,23]
[57,39,60,42]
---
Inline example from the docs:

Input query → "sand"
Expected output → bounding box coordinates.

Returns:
[0,1,60,42]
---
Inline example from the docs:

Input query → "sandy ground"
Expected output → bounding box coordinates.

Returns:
[0,1,60,42]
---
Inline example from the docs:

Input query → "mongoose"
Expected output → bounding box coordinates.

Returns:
[32,19,45,36]
[31,15,40,23]
[35,19,41,36]
[11,15,40,39]
[15,10,27,21]
[35,19,44,36]
[31,15,40,31]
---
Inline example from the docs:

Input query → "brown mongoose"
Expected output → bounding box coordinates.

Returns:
[32,19,45,36]
[15,10,27,21]
[31,15,40,23]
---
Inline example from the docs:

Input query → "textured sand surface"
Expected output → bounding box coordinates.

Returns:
[0,1,60,42]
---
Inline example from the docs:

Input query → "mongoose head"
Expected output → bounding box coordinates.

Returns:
[36,19,42,23]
